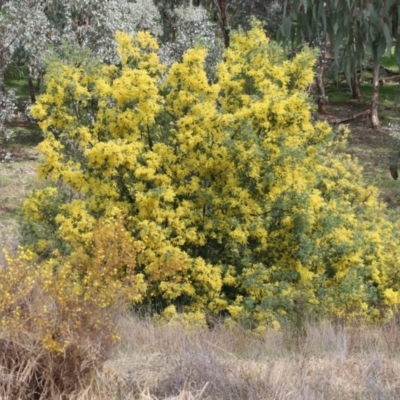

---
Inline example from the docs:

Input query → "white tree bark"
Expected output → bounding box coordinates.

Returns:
[371,63,380,129]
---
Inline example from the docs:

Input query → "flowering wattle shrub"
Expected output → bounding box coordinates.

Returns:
[24,23,400,330]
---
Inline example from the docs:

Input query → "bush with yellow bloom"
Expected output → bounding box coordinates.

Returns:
[24,24,400,329]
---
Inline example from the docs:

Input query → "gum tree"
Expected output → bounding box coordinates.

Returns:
[43,0,161,63]
[0,1,43,138]
[159,3,222,79]
[3,0,54,103]
[282,0,400,128]
[0,0,161,104]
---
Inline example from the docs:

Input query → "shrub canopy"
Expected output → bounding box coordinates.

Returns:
[27,25,400,329]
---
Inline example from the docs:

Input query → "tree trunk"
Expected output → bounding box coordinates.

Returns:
[371,62,380,129]
[316,58,327,114]
[0,76,4,111]
[27,65,36,104]
[1,55,7,111]
[0,52,5,94]
[351,69,361,99]
[0,69,5,95]
[220,0,229,48]
[28,75,36,104]
[213,0,230,48]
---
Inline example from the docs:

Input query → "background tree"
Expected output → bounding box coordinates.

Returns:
[158,3,222,79]
[155,0,285,50]
[280,0,331,113]
[366,0,400,128]
[43,0,161,63]
[281,0,400,128]
[0,0,34,140]
[4,0,54,103]
[0,0,161,106]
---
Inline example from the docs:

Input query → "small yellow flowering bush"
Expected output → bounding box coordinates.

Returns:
[25,24,400,329]
[0,218,144,396]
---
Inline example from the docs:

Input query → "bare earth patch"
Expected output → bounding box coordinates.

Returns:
[319,102,400,211]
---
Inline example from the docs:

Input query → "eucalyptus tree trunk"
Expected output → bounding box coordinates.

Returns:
[371,62,380,129]
[0,75,4,111]
[351,65,361,99]
[351,77,361,99]
[0,68,5,95]
[27,65,36,104]
[220,0,229,48]
[0,51,6,95]
[213,0,229,48]
[37,74,42,92]
[316,55,327,114]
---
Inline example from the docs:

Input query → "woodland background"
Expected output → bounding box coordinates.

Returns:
[2,1,400,399]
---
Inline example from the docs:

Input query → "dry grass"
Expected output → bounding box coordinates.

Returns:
[90,315,400,399]
[2,296,400,399]
[0,157,40,250]
[0,331,106,400]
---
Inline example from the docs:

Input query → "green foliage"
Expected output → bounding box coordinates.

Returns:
[381,53,398,70]
[3,66,30,99]
[26,25,400,330]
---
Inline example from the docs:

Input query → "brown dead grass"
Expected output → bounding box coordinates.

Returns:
[85,315,400,399]
[0,331,107,400]
[2,313,400,399]
[0,158,40,250]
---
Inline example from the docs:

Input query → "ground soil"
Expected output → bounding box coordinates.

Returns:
[318,101,400,210]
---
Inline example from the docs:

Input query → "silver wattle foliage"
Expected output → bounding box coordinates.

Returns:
[1,0,161,79]
[43,0,162,64]
[4,0,54,71]
[0,89,18,143]
[0,1,39,141]
[5,0,56,115]
[0,0,162,142]
[159,4,222,80]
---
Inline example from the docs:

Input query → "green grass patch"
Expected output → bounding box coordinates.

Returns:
[381,53,398,70]
[4,66,30,99]
[326,79,400,107]
[359,82,400,105]
[326,84,351,103]
[6,125,43,149]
